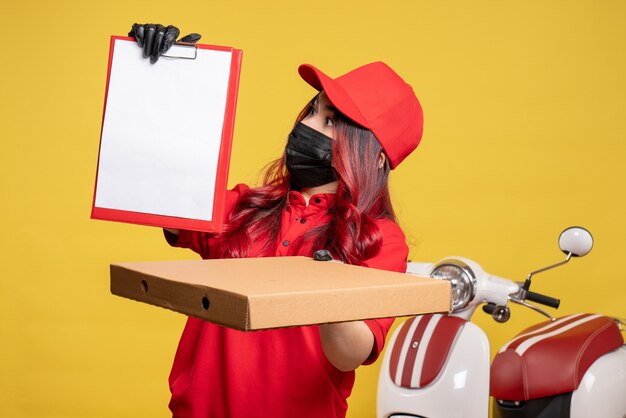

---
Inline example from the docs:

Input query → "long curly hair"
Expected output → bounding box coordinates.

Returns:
[215,95,396,265]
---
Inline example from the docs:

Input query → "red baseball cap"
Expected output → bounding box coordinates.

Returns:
[298,61,423,169]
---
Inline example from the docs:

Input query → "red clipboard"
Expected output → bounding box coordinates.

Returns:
[92,36,242,233]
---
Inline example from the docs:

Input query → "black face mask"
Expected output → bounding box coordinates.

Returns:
[285,122,336,189]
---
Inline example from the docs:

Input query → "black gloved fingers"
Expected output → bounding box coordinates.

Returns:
[128,23,199,63]
[179,33,202,43]
[129,23,145,47]
[150,24,167,63]
[160,25,181,56]
[142,24,157,59]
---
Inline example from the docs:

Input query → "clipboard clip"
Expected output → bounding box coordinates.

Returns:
[162,42,198,60]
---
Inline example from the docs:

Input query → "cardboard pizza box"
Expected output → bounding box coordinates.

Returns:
[110,256,451,331]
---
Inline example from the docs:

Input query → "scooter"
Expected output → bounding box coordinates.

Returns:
[377,227,626,418]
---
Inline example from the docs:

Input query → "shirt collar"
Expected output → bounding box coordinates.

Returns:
[287,190,336,208]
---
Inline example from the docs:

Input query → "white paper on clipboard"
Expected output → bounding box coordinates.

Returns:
[94,38,236,223]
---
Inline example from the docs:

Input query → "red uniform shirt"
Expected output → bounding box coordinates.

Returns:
[166,184,409,418]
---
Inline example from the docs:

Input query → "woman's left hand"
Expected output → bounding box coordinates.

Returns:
[319,321,374,372]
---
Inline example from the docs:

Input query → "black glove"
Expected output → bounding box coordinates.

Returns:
[128,23,201,63]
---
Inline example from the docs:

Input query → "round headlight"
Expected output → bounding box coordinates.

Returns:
[430,259,476,311]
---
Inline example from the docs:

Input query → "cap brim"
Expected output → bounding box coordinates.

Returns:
[298,64,326,91]
[298,64,369,128]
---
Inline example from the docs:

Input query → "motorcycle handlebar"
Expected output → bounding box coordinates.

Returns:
[525,291,560,309]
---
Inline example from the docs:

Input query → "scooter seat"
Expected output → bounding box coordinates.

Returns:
[490,313,623,401]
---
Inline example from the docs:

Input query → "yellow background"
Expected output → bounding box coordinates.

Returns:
[2,1,625,417]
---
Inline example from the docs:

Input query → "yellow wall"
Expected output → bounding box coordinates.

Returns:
[2,1,625,417]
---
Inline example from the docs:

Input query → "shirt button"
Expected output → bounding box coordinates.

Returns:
[300,218,306,224]
[282,240,290,246]
[314,197,321,204]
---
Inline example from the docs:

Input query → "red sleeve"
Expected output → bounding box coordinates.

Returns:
[163,184,250,259]
[360,219,409,365]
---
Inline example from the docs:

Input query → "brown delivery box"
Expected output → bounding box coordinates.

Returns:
[110,256,450,331]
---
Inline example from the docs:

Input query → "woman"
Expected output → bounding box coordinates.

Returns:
[131,23,424,418]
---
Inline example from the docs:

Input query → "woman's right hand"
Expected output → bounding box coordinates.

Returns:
[128,23,201,63]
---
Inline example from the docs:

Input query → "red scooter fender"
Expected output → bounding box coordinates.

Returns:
[378,313,491,418]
